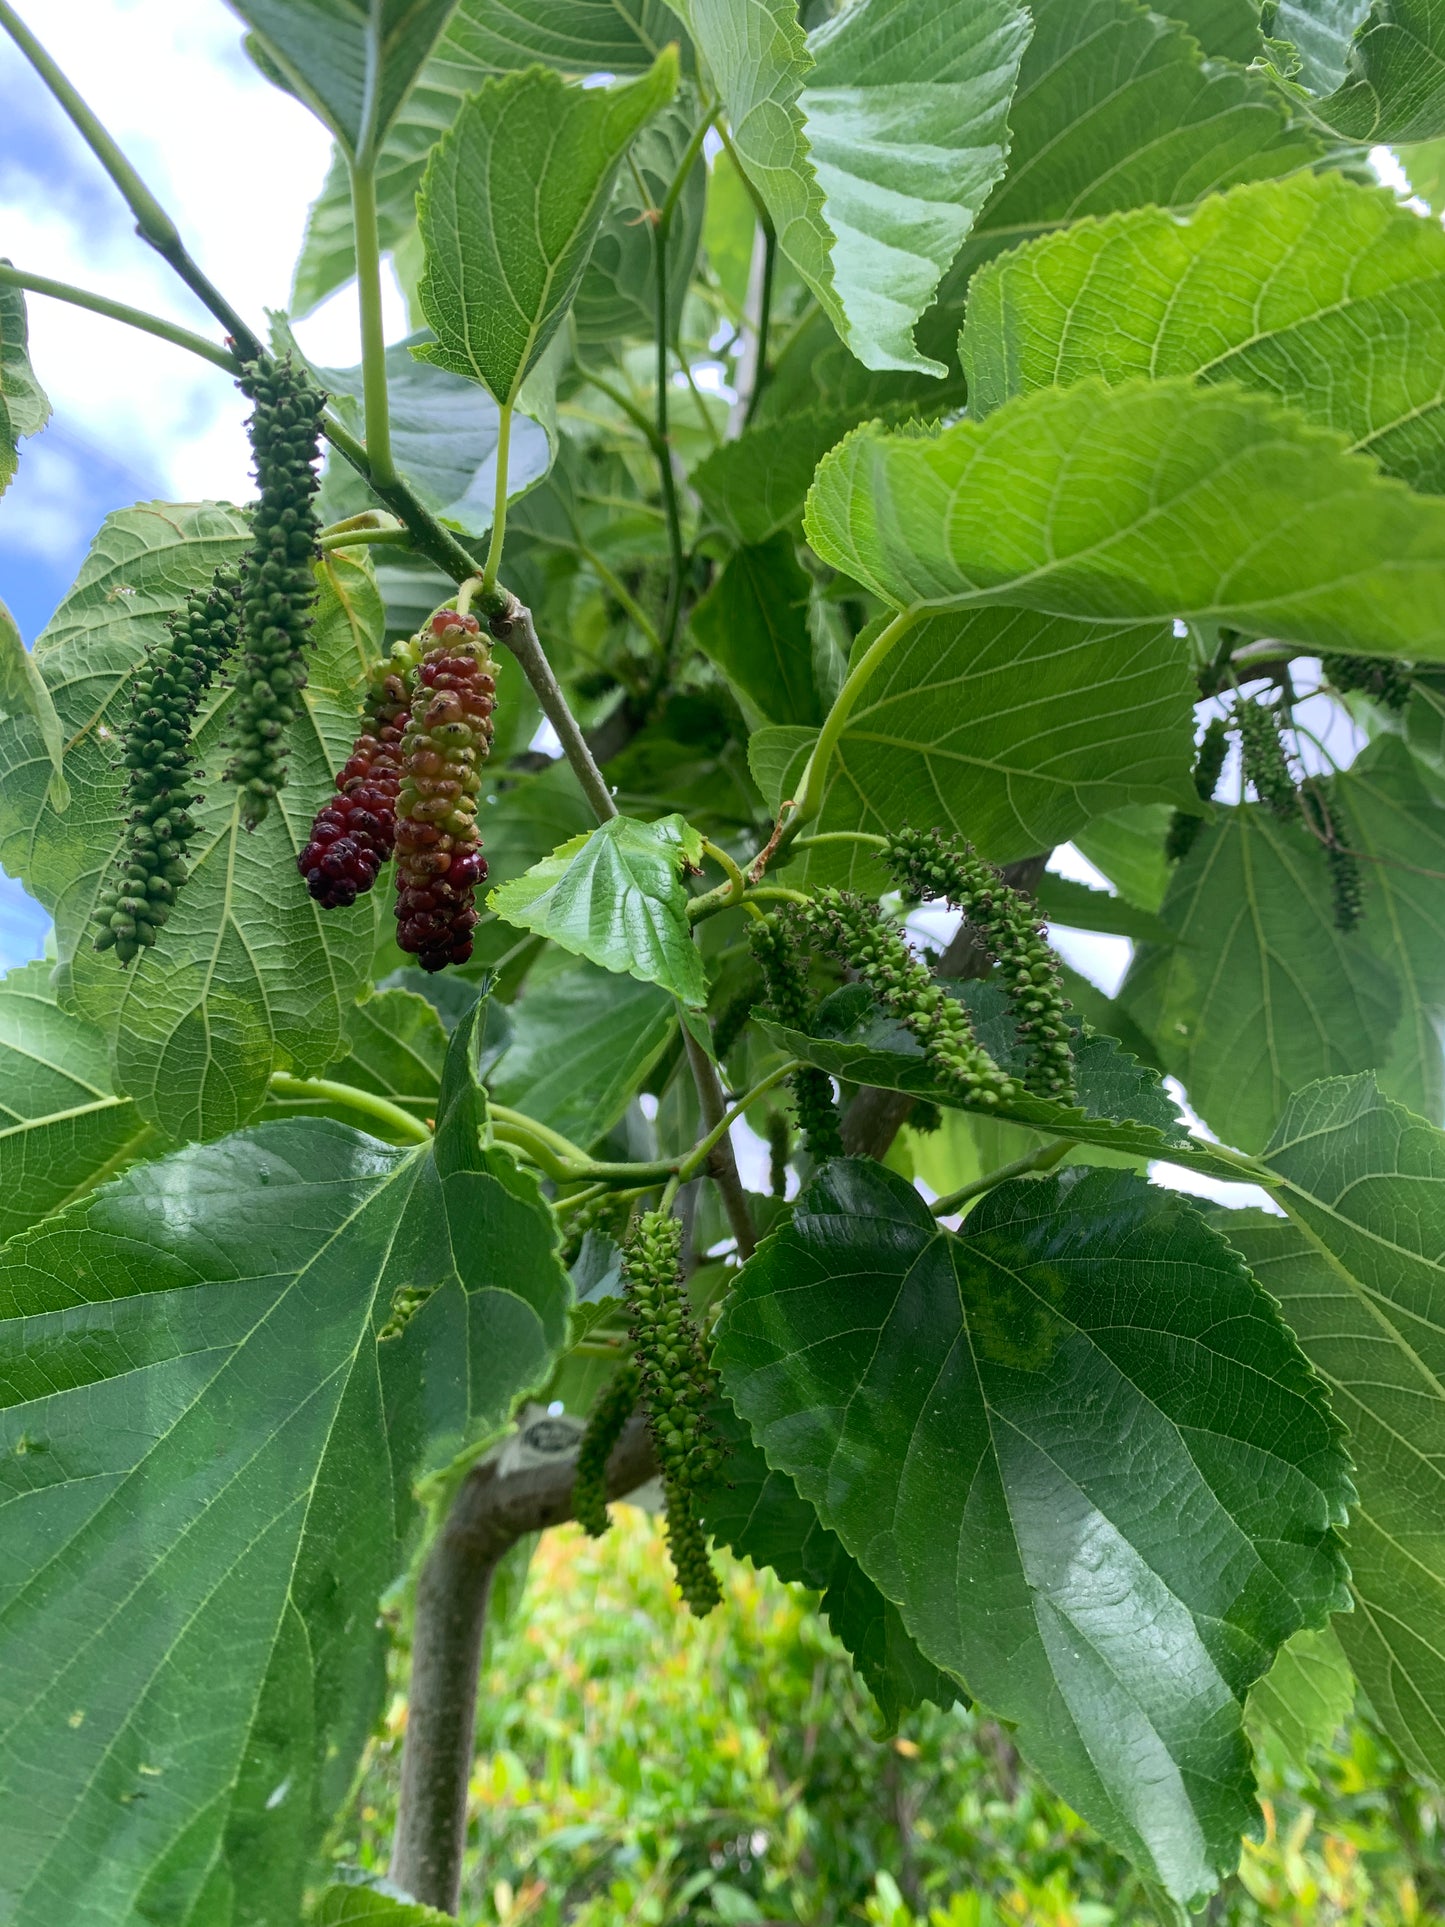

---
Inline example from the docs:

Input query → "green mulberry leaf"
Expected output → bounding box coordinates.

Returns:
[714,1158,1351,1907]
[414,55,679,407]
[0,1006,568,1924]
[805,383,1445,660]
[963,173,1445,496]
[488,813,707,1006]
[1122,807,1402,1153]
[1229,1074,1445,1782]
[699,1397,965,1731]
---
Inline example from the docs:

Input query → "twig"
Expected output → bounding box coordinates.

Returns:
[681,1024,757,1258]
[931,1138,1073,1217]
[488,595,618,822]
[0,263,238,371]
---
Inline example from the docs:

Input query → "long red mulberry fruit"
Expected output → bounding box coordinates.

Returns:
[393,610,496,972]
[298,648,415,908]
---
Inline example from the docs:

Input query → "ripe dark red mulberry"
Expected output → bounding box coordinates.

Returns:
[393,611,496,972]
[298,652,415,909]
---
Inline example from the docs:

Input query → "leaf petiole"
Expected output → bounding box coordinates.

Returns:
[931,1139,1074,1217]
[267,1072,433,1145]
[0,264,238,372]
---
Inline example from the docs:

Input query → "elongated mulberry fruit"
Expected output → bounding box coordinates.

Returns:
[298,646,417,908]
[749,912,843,1160]
[1236,696,1299,819]
[226,355,326,827]
[804,889,1021,1109]
[622,1209,724,1616]
[394,610,495,972]
[92,570,241,963]
[1166,715,1230,862]
[1328,654,1412,711]
[573,1364,641,1539]
[884,829,1075,1101]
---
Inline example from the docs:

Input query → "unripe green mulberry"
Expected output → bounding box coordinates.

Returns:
[1235,696,1299,819]
[92,569,241,963]
[883,829,1075,1101]
[225,355,326,827]
[573,1364,641,1539]
[393,611,496,971]
[1302,786,1366,933]
[749,912,842,1160]
[804,889,1021,1110]
[622,1210,724,1616]
[1166,715,1231,862]
[1328,654,1412,710]
[664,1492,723,1617]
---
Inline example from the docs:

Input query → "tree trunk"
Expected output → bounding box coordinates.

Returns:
[391,1413,656,1913]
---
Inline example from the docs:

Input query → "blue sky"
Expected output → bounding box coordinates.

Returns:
[0,0,411,967]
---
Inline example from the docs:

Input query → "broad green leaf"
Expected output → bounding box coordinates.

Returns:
[1075,803,1175,913]
[231,0,457,157]
[0,594,66,812]
[963,173,1445,495]
[715,1160,1351,1905]
[785,608,1198,889]
[1268,0,1373,93]
[1400,133,1445,207]
[746,723,813,819]
[673,0,1030,375]
[690,535,824,728]
[479,759,593,892]
[691,406,862,547]
[1123,807,1401,1153]
[575,95,707,341]
[805,383,1445,660]
[1160,0,1265,59]
[1229,1073,1445,1780]
[488,954,675,1146]
[0,512,381,1144]
[1270,0,1445,141]
[943,0,1323,290]
[758,976,1246,1180]
[0,1022,569,1925]
[303,333,554,534]
[0,960,152,1244]
[265,988,449,1136]
[0,279,48,499]
[699,1398,965,1730]
[1036,874,1176,945]
[1331,737,1445,1121]
[311,1887,452,1926]
[1245,1624,1355,1770]
[414,55,679,407]
[488,813,707,1005]
[290,0,684,314]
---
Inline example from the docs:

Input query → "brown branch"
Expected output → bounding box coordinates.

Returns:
[839,853,1052,1162]
[391,1413,657,1914]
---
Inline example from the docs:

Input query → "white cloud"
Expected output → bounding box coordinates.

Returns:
[0,0,409,515]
